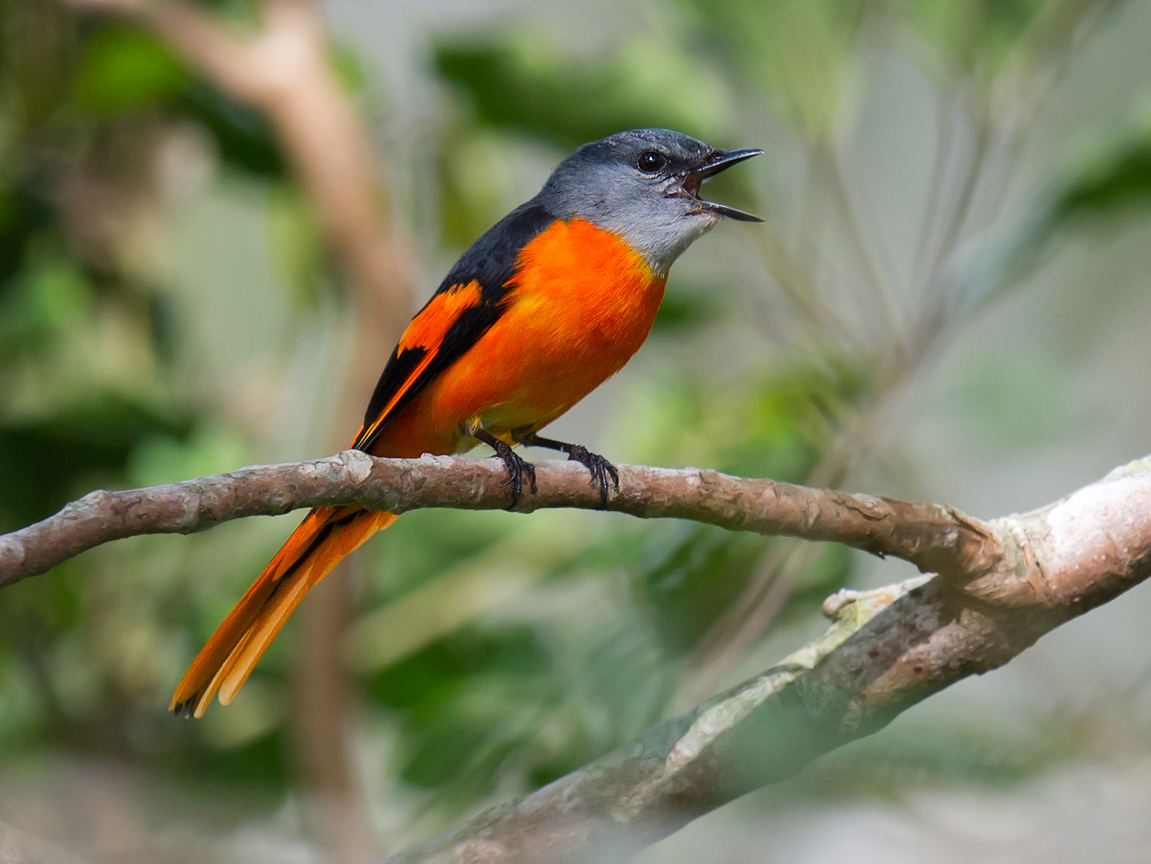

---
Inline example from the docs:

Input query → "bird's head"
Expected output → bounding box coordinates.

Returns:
[539,128,763,275]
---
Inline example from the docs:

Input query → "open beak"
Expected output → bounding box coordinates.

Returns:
[682,148,764,222]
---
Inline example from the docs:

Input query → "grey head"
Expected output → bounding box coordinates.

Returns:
[537,128,763,276]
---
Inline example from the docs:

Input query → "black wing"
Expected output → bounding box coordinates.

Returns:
[353,200,554,451]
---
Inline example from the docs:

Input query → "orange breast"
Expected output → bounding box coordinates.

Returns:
[374,219,665,456]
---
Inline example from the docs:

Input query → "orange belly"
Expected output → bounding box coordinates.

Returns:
[372,219,666,457]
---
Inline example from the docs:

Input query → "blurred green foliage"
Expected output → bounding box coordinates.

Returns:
[434,31,732,148]
[903,0,1052,82]
[1054,137,1151,221]
[74,26,189,114]
[2,0,1151,855]
[0,0,304,815]
[678,0,867,141]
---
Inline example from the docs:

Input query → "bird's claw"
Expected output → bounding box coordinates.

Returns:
[492,441,537,508]
[566,445,619,508]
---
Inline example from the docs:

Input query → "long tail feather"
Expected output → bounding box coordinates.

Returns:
[170,506,396,718]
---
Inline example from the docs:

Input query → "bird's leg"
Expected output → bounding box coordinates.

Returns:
[520,432,619,508]
[470,424,537,508]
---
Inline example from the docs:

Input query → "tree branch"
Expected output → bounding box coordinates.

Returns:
[2,453,1149,861]
[0,451,1002,588]
[377,455,1151,864]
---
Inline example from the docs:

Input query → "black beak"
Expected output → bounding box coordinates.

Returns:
[684,148,764,222]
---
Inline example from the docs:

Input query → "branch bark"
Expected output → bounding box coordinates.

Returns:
[0,451,1003,588]
[2,453,1149,861]
[378,455,1151,864]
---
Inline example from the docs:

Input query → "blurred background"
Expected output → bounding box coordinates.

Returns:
[2,0,1151,861]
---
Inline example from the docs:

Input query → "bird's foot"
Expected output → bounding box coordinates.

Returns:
[471,425,537,508]
[491,439,537,508]
[565,445,619,508]
[520,432,618,508]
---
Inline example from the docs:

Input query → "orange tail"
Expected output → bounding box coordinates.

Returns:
[170,506,396,718]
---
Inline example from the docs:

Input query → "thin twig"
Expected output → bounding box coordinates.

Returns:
[910,83,959,288]
[819,146,906,350]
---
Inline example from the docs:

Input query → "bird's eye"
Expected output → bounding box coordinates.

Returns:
[637,151,665,173]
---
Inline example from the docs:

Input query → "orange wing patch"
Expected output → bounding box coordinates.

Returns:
[353,281,483,447]
[400,281,482,350]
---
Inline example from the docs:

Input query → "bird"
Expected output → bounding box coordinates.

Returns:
[170,128,762,717]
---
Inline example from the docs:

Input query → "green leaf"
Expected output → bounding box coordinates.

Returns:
[0,394,192,530]
[965,135,1151,312]
[721,360,868,479]
[1052,139,1151,222]
[0,254,92,357]
[73,26,189,115]
[367,625,553,794]
[434,29,733,149]
[182,82,286,177]
[638,523,768,654]
[0,183,56,288]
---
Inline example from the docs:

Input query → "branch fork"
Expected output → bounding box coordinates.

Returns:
[3,449,1150,864]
